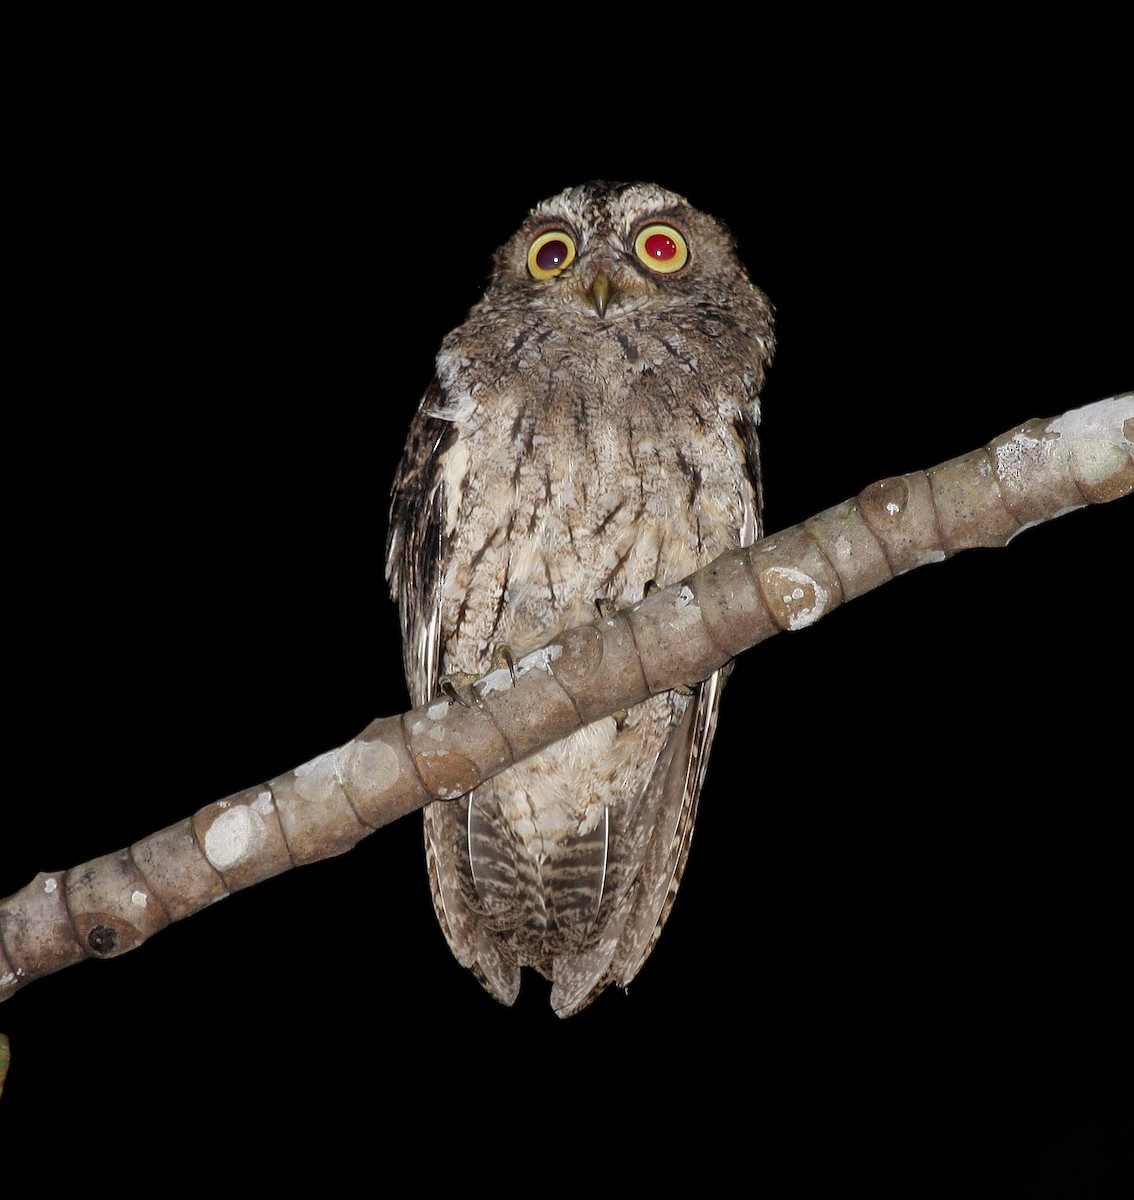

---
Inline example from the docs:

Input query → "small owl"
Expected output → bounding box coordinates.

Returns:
[387,181,774,1015]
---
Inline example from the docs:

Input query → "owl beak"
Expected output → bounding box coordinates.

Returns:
[589,273,612,317]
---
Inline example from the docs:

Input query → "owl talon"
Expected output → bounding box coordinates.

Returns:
[491,643,517,685]
[612,707,629,732]
[439,672,480,708]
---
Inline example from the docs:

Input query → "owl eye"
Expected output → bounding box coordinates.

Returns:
[633,223,689,274]
[527,230,577,279]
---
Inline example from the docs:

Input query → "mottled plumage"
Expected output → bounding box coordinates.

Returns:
[386,182,773,1014]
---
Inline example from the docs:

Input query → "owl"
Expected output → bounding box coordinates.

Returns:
[386,181,774,1015]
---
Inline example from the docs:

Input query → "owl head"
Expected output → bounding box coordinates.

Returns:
[485,181,758,320]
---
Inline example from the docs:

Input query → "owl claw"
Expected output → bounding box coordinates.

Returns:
[491,643,517,685]
[439,672,480,708]
[612,707,629,732]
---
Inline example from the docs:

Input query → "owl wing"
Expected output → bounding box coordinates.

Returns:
[386,378,452,706]
[386,381,524,1001]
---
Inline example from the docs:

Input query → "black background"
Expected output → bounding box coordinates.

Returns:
[2,25,1130,1193]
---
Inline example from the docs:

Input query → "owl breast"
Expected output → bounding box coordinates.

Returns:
[435,309,756,663]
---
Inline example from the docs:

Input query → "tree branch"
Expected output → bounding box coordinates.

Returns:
[2,395,1130,1002]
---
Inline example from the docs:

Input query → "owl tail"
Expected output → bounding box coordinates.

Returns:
[548,679,713,1017]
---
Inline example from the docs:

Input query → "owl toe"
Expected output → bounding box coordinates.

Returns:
[439,671,480,708]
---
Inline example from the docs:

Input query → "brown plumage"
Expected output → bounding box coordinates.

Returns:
[387,182,774,1015]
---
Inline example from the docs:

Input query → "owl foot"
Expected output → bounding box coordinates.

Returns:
[439,672,480,708]
[490,643,516,683]
[439,643,517,707]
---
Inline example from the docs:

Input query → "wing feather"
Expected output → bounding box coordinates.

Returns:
[386,377,453,707]
[387,380,519,993]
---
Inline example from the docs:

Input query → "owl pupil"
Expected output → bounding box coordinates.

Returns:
[535,240,569,271]
[644,233,677,261]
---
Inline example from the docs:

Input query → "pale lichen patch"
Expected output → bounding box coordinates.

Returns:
[475,666,514,695]
[1069,438,1130,489]
[520,643,563,675]
[760,566,831,630]
[994,429,1050,482]
[293,747,346,802]
[1048,395,1132,442]
[345,738,400,793]
[410,712,449,743]
[44,877,57,894]
[477,643,563,696]
[131,890,147,907]
[675,585,696,608]
[204,806,261,871]
[996,427,1086,539]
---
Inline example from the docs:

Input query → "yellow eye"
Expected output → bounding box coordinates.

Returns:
[527,230,577,279]
[633,223,689,273]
